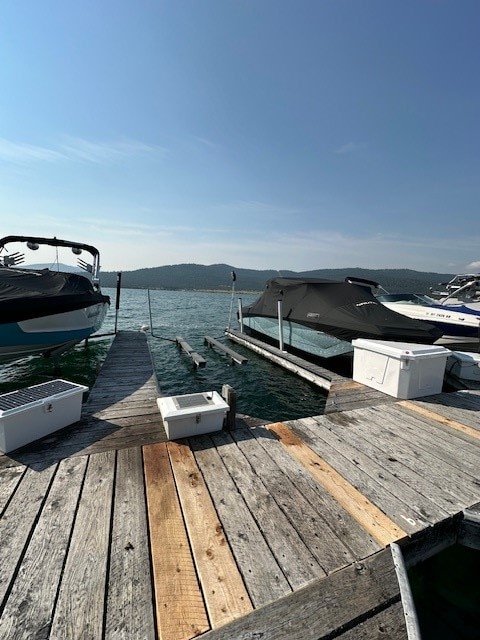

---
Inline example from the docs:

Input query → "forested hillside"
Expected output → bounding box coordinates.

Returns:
[100,263,454,294]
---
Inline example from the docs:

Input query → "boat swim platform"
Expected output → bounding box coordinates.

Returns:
[0,330,480,638]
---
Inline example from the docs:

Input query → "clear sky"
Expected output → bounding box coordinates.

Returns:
[1,0,479,274]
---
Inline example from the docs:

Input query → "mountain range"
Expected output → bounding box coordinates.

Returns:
[100,264,455,294]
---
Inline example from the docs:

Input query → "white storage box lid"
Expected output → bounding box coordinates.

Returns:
[352,339,449,360]
[157,391,228,419]
[0,379,88,418]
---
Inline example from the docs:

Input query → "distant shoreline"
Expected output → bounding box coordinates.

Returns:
[138,287,262,294]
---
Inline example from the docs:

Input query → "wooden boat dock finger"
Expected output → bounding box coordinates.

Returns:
[0,330,479,639]
[204,335,248,365]
[176,335,207,368]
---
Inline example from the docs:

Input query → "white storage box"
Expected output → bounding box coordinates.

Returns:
[352,339,449,399]
[447,351,480,382]
[157,391,229,440]
[0,379,88,454]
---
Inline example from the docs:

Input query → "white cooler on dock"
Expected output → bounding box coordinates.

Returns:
[352,339,449,399]
[157,391,229,440]
[0,379,88,454]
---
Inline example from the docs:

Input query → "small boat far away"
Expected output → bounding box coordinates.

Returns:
[0,235,111,364]
[429,273,480,311]
[239,277,443,360]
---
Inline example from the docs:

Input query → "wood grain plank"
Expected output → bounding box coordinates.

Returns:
[399,400,480,440]
[268,422,408,546]
[314,413,451,523]
[0,465,25,516]
[336,601,407,639]
[356,407,480,505]
[167,440,253,628]
[302,414,448,529]
[199,549,401,640]
[105,447,156,640]
[212,429,328,586]
[0,456,87,639]
[191,435,291,607]
[50,450,115,640]
[410,391,480,425]
[143,442,209,640]
[226,428,355,573]
[385,405,480,477]
[0,464,57,609]
[248,425,381,559]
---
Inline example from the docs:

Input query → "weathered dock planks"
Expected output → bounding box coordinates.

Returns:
[268,421,409,545]
[200,548,407,640]
[167,440,253,627]
[0,330,480,639]
[144,442,210,640]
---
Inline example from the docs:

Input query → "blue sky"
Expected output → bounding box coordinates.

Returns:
[1,0,479,274]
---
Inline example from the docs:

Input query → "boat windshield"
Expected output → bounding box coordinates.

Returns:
[376,293,437,306]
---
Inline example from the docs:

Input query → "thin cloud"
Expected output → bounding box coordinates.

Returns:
[58,137,167,164]
[191,135,219,149]
[217,200,303,217]
[0,136,166,166]
[0,138,65,163]
[334,142,356,155]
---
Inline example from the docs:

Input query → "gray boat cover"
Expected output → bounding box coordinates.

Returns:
[0,268,110,324]
[242,277,443,344]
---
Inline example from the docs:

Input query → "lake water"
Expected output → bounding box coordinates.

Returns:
[0,287,327,422]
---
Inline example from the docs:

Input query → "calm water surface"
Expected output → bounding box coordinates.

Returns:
[0,288,326,421]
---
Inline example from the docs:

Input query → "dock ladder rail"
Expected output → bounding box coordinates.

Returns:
[390,543,422,640]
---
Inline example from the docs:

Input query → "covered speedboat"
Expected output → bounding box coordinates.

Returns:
[0,235,110,363]
[239,277,443,360]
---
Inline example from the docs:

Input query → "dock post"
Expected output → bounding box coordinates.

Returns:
[222,384,237,429]
[238,298,244,332]
[277,300,285,351]
[114,271,122,334]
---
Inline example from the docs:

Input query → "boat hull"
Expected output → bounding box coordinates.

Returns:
[380,301,480,347]
[242,316,354,359]
[0,301,109,363]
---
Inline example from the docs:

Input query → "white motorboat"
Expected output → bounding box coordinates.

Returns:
[376,292,480,349]
[0,235,110,363]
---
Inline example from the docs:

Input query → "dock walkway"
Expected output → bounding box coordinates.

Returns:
[0,331,479,639]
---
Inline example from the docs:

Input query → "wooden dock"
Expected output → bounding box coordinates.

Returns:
[0,330,479,639]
